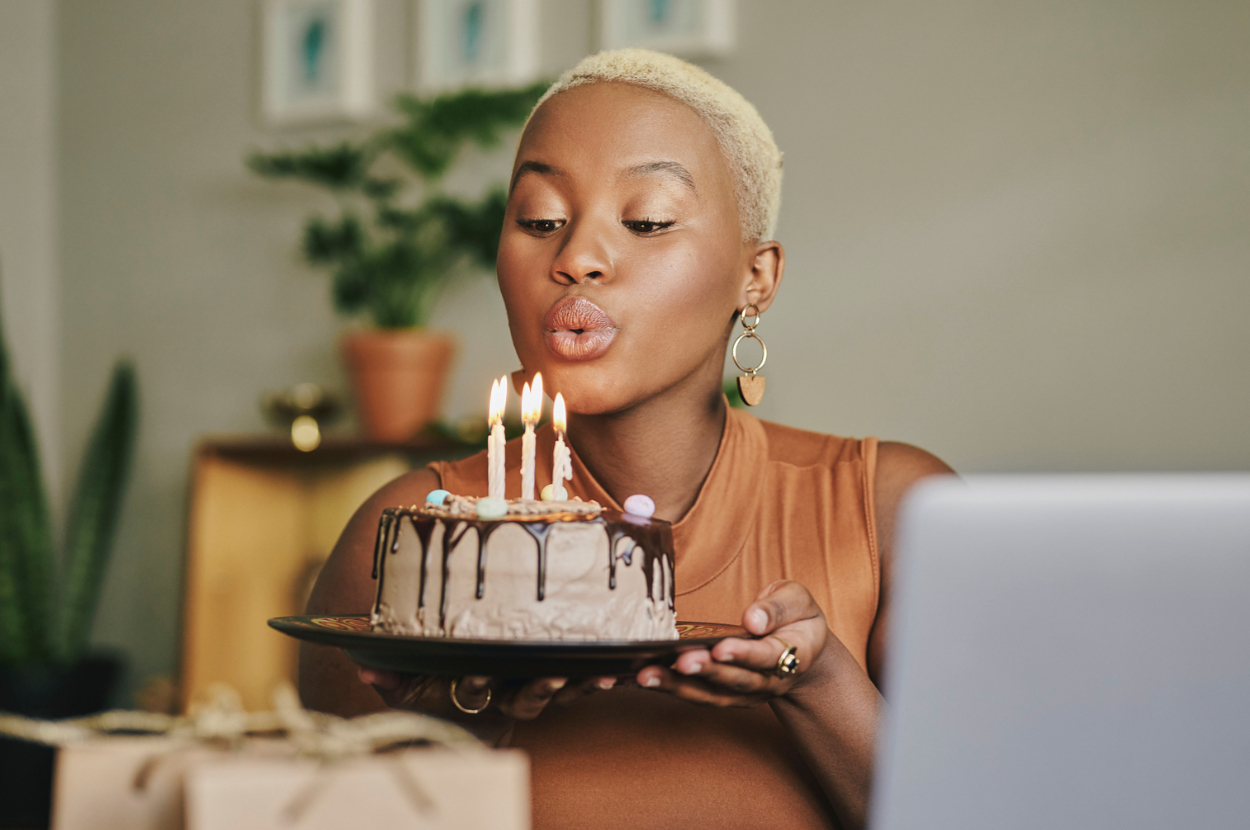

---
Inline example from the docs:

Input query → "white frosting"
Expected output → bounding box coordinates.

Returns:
[371,504,678,642]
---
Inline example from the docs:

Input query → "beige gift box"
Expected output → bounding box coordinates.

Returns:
[51,736,529,830]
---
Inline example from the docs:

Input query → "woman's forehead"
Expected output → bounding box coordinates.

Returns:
[514,82,729,184]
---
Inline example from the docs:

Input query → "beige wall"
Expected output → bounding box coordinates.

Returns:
[1,0,61,497]
[41,0,1250,700]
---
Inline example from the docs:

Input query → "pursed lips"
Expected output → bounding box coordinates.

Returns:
[543,296,619,361]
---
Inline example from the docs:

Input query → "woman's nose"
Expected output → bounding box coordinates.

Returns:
[551,220,613,285]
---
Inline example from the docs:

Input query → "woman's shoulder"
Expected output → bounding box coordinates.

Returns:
[748,411,951,480]
[745,410,872,471]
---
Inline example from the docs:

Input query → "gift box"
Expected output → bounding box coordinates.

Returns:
[2,685,528,830]
[185,750,528,829]
[51,737,528,830]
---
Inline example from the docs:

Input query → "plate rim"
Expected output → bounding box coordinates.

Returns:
[268,614,750,650]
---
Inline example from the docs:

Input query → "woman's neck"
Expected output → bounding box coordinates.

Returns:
[568,384,728,524]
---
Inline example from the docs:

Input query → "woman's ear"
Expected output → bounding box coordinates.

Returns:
[739,240,785,313]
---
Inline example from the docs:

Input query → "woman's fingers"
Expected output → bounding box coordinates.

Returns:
[711,632,812,675]
[357,665,617,720]
[744,579,822,635]
[637,666,766,708]
[359,667,445,710]
[636,581,833,707]
[551,675,616,706]
[452,675,493,711]
[497,677,568,720]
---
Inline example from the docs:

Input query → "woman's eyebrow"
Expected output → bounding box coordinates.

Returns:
[624,161,697,193]
[510,160,564,193]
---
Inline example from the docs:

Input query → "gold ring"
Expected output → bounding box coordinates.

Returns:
[772,637,800,679]
[450,678,491,714]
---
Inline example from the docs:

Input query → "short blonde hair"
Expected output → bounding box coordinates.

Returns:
[530,49,783,242]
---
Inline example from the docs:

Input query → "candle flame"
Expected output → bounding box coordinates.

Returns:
[489,376,507,426]
[521,372,544,425]
[553,393,566,434]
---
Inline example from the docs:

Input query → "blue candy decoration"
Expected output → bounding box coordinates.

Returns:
[426,489,450,505]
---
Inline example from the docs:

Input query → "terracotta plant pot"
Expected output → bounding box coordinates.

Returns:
[341,328,456,441]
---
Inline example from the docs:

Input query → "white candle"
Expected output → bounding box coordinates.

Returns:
[552,393,571,500]
[487,377,507,500]
[520,373,543,500]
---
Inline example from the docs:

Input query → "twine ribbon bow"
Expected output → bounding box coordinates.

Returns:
[0,683,483,822]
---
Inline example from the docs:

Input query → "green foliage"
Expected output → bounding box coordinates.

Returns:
[57,363,138,662]
[248,81,548,329]
[0,297,139,666]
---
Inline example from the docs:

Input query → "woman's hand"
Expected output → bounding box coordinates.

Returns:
[357,668,619,744]
[635,580,832,706]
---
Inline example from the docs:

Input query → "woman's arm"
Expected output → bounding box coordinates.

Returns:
[636,441,953,830]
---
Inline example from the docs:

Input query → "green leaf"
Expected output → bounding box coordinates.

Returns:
[427,189,509,269]
[56,362,138,663]
[247,142,372,190]
[0,298,55,664]
[387,82,547,180]
[303,214,365,264]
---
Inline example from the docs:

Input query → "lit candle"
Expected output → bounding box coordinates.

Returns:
[520,372,543,500]
[552,393,571,500]
[487,377,507,500]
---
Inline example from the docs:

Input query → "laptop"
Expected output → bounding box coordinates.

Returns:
[872,475,1250,830]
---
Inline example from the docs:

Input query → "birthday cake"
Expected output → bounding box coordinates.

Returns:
[369,493,678,641]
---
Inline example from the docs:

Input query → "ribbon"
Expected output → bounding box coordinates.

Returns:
[0,682,480,755]
[0,683,486,822]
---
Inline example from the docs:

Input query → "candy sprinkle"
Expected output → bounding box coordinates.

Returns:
[476,496,508,519]
[425,489,450,505]
[623,494,655,519]
[540,484,556,501]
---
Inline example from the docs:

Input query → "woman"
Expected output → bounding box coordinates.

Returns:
[302,49,952,830]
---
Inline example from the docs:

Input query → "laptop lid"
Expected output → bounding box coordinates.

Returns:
[872,475,1250,830]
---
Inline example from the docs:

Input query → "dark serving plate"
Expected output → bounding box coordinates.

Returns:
[269,615,750,678]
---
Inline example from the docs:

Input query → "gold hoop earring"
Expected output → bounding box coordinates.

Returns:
[732,304,767,406]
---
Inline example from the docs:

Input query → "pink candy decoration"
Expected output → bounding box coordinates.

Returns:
[623,494,655,518]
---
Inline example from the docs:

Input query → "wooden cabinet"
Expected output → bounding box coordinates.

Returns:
[180,437,476,711]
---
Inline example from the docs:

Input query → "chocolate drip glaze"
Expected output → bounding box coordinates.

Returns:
[527,522,556,601]
[475,523,504,599]
[370,511,392,580]
[438,522,471,632]
[411,515,436,611]
[371,511,396,613]
[376,506,677,631]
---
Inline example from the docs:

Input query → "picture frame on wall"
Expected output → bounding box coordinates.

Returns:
[598,0,736,58]
[413,0,539,94]
[261,0,376,126]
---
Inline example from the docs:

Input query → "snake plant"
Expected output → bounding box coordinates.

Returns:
[0,294,138,666]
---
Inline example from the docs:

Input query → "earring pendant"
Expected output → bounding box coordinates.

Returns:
[731,304,768,406]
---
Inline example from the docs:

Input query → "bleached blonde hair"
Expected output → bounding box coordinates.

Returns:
[529,49,784,242]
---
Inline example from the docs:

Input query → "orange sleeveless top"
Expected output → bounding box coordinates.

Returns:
[430,407,880,830]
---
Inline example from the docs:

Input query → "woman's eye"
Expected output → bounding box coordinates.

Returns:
[623,219,675,234]
[518,218,565,234]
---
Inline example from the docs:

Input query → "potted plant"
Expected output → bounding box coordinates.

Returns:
[0,298,138,826]
[248,82,547,441]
